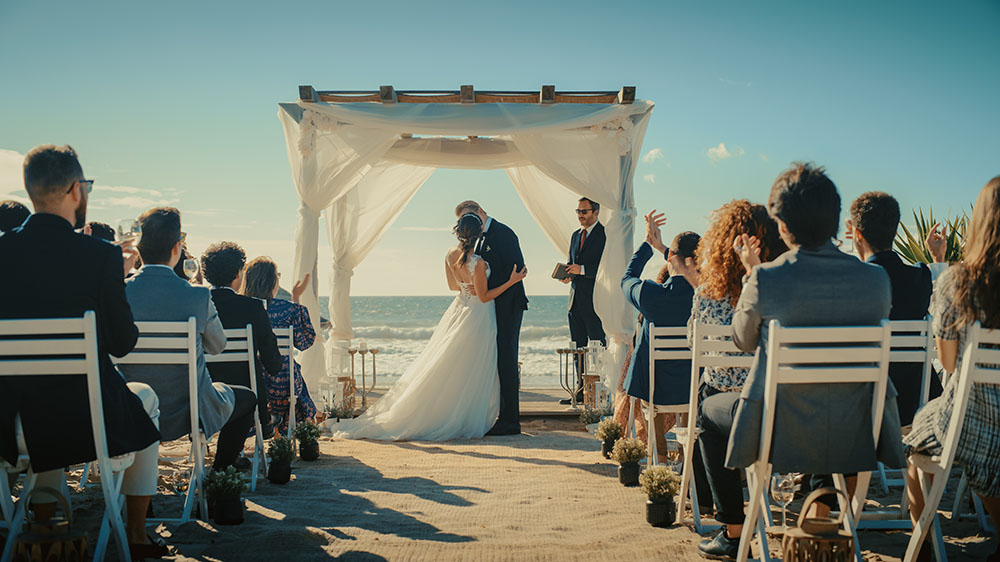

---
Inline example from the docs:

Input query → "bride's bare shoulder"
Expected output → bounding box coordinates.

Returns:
[445,247,463,264]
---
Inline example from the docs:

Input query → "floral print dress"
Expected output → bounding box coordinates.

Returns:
[266,298,318,434]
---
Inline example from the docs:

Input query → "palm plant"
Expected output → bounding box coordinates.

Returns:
[894,207,968,264]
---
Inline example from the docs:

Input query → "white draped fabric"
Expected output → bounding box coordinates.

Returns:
[278,100,654,393]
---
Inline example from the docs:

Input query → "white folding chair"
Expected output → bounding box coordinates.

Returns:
[114,317,208,524]
[206,324,268,491]
[0,312,133,562]
[736,320,892,562]
[678,321,756,535]
[274,326,296,439]
[904,322,1000,562]
[644,325,692,468]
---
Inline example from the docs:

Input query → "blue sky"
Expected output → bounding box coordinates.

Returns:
[1,0,997,295]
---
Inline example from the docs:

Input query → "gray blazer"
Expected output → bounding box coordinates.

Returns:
[120,265,235,441]
[727,241,906,473]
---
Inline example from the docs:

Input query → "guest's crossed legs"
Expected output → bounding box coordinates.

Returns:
[214,385,257,470]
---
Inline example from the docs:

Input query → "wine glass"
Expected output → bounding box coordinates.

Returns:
[183,258,199,280]
[116,219,141,244]
[770,473,796,530]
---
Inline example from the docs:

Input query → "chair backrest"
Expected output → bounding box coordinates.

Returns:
[937,322,1000,469]
[0,312,112,472]
[205,325,257,393]
[760,319,891,465]
[648,325,691,409]
[275,326,294,373]
[114,318,199,441]
[888,317,935,408]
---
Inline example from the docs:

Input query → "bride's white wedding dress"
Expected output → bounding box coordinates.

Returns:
[333,254,500,441]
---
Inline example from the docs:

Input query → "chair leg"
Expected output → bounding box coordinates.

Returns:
[851,471,873,524]
[877,462,890,494]
[971,493,994,533]
[737,463,769,562]
[1,470,14,524]
[647,404,656,469]
[250,412,268,492]
[77,461,92,491]
[904,467,949,562]
[1,473,36,562]
[951,471,968,522]
[833,473,863,562]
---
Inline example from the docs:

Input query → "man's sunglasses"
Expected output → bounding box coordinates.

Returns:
[68,179,94,194]
[575,208,594,215]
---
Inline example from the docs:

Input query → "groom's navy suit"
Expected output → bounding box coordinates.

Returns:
[476,218,528,433]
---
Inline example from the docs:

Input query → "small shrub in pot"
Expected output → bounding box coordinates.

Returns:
[639,465,681,527]
[267,437,295,484]
[611,438,644,486]
[595,418,623,459]
[293,421,322,461]
[204,466,247,525]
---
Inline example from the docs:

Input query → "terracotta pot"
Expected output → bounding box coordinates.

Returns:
[601,439,615,459]
[212,496,244,525]
[299,439,320,461]
[646,497,676,527]
[618,462,640,486]
[267,460,291,484]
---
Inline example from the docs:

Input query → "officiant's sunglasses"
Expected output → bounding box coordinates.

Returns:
[575,208,594,215]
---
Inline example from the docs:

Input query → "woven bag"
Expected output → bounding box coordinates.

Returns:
[781,487,854,562]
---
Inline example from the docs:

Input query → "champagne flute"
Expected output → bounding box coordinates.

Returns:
[116,219,141,244]
[770,473,796,530]
[183,258,199,280]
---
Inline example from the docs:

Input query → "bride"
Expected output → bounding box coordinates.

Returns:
[333,212,528,441]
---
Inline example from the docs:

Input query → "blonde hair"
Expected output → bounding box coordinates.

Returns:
[243,257,278,301]
[951,176,1000,329]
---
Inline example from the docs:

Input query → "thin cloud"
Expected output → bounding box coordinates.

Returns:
[759,153,768,162]
[643,174,656,183]
[706,143,745,163]
[95,185,164,197]
[642,148,664,164]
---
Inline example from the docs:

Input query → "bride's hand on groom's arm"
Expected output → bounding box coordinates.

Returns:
[510,264,527,284]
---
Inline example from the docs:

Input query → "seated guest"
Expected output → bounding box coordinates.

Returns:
[85,220,115,242]
[848,191,936,425]
[0,199,30,233]
[172,246,204,285]
[697,163,904,560]
[621,210,699,457]
[119,207,258,470]
[904,176,1000,562]
[0,145,164,557]
[242,257,318,435]
[202,242,283,431]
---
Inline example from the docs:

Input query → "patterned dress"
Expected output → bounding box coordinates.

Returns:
[903,267,1000,497]
[266,298,318,435]
[686,288,751,392]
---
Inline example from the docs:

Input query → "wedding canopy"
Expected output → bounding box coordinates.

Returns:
[278,86,654,394]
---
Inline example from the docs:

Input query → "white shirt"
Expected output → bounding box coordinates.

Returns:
[577,221,599,275]
[482,216,493,234]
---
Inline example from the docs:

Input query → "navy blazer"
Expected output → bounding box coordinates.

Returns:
[568,222,605,311]
[868,251,934,425]
[621,242,694,405]
[477,218,529,313]
[0,214,159,471]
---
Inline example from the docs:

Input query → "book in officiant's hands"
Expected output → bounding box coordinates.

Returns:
[551,263,572,280]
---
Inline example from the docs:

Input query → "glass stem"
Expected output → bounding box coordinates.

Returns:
[781,505,787,530]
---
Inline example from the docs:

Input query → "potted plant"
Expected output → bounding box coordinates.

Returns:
[204,466,246,525]
[611,438,645,486]
[639,465,681,527]
[579,406,603,428]
[294,421,321,461]
[595,418,623,459]
[267,437,295,485]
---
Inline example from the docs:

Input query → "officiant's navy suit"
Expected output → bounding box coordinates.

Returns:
[476,217,528,433]
[568,221,607,348]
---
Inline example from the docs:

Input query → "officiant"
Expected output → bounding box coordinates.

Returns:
[559,197,607,404]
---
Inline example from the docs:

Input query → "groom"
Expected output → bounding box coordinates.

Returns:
[456,201,528,436]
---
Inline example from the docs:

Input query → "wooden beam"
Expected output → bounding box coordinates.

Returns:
[617,86,636,104]
[473,93,539,104]
[554,93,617,104]
[318,93,380,102]
[379,85,397,104]
[397,93,461,103]
[460,85,475,104]
[540,85,556,104]
[299,85,317,102]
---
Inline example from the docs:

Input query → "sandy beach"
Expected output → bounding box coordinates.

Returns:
[34,414,989,562]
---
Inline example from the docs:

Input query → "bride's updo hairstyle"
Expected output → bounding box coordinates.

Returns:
[454,213,483,265]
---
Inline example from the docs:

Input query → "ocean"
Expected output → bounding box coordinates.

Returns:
[318,295,575,388]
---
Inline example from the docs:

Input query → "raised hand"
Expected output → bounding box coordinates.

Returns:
[117,239,139,277]
[644,210,667,254]
[925,222,948,263]
[733,233,762,271]
[292,272,311,303]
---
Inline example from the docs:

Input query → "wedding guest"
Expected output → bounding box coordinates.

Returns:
[697,163,904,560]
[621,210,699,458]
[0,199,30,233]
[173,246,204,285]
[847,191,936,425]
[242,257,318,435]
[904,176,1000,562]
[85,220,115,242]
[202,241,283,432]
[560,197,607,403]
[0,145,165,557]
[120,207,258,470]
